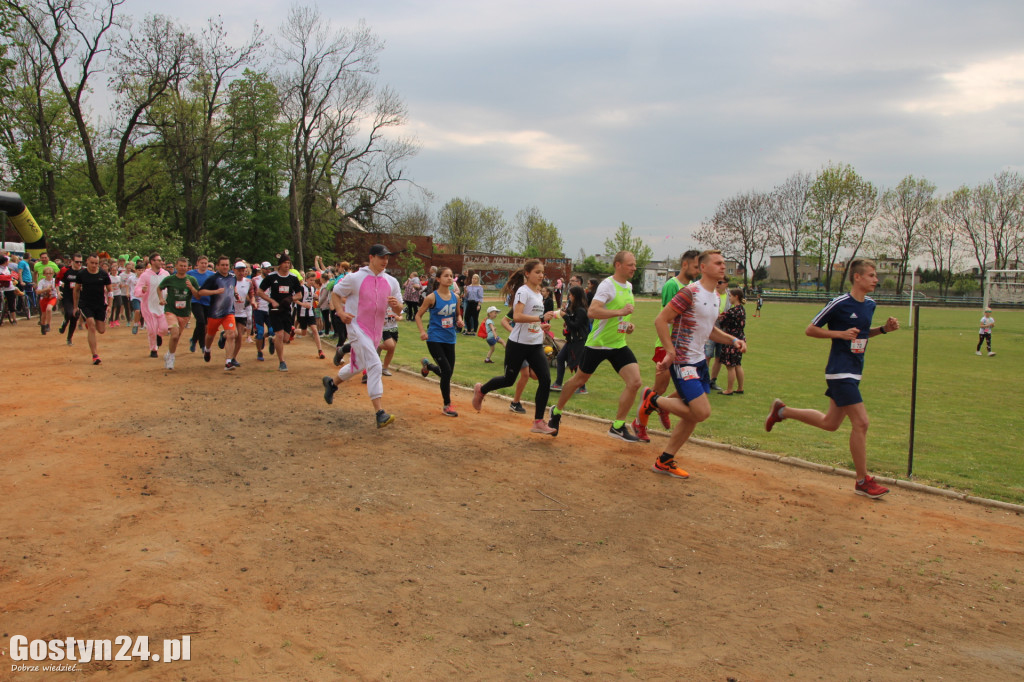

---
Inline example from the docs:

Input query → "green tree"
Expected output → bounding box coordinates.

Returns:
[877,175,937,294]
[208,68,290,260]
[436,197,481,253]
[807,163,879,291]
[514,206,564,257]
[603,221,653,289]
[578,255,612,275]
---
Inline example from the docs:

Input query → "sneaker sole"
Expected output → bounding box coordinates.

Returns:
[855,488,889,499]
[765,399,785,432]
[376,415,396,429]
[608,431,640,443]
[322,377,336,404]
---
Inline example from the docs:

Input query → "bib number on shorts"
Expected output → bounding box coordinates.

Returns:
[674,365,701,381]
[850,338,867,354]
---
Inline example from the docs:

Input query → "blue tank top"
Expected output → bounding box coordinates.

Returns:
[427,288,458,344]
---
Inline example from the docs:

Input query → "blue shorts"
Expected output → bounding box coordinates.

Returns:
[487,336,498,346]
[825,378,863,407]
[670,360,711,403]
[130,299,141,311]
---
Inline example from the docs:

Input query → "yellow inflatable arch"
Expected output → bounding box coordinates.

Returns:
[0,192,46,258]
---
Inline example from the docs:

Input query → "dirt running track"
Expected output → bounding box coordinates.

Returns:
[1,321,1022,681]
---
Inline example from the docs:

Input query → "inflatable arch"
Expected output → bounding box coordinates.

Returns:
[0,191,46,257]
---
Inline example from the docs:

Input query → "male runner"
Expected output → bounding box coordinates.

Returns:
[548,251,644,442]
[256,255,304,372]
[227,261,254,367]
[56,253,82,344]
[187,256,214,354]
[134,253,170,357]
[73,254,113,365]
[196,256,239,371]
[636,250,747,479]
[157,257,200,369]
[252,261,273,361]
[321,244,403,429]
[635,249,701,438]
[764,258,898,499]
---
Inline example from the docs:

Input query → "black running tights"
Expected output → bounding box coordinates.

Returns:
[426,340,456,406]
[481,340,550,420]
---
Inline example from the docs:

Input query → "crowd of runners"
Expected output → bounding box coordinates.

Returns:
[2,243,900,498]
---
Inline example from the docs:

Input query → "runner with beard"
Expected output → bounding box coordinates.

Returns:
[195,256,239,371]
[256,255,304,372]
[157,257,200,369]
[133,253,170,358]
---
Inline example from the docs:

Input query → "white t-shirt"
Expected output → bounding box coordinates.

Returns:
[233,278,252,317]
[126,273,140,301]
[36,278,58,298]
[0,265,14,292]
[108,273,121,301]
[252,275,269,312]
[508,285,545,345]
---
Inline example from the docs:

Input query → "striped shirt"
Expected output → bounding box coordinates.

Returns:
[667,281,720,364]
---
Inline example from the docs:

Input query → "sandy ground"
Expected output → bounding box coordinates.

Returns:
[1,318,1023,681]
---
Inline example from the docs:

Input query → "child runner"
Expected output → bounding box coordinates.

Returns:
[416,266,464,416]
[976,308,995,356]
[471,260,558,435]
[764,258,898,499]
[754,293,763,318]
[127,262,143,334]
[296,270,325,359]
[550,285,589,391]
[36,266,58,334]
[378,305,399,375]
[482,305,505,363]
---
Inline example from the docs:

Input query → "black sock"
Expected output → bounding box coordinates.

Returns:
[659,452,673,464]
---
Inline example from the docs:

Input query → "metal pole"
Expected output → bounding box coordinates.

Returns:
[907,303,920,477]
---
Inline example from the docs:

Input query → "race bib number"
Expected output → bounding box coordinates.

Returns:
[175,300,186,309]
[527,321,541,334]
[850,338,867,354]
[674,365,701,381]
[442,317,453,328]
[617,318,629,333]
[278,285,290,294]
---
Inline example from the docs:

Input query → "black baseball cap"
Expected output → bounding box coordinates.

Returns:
[368,244,394,257]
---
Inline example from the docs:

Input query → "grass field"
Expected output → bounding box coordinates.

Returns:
[371,299,1024,503]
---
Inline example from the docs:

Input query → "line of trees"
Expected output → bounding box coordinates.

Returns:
[695,162,1024,295]
[0,1,418,270]
[431,198,565,258]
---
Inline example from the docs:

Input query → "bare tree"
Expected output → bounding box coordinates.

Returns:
[277,5,416,269]
[922,199,963,296]
[976,170,1024,272]
[876,175,936,294]
[943,185,988,293]
[767,171,812,291]
[695,190,772,288]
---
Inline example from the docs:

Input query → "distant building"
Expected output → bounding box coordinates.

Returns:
[767,254,819,285]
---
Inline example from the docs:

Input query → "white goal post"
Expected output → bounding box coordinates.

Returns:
[984,270,1024,309]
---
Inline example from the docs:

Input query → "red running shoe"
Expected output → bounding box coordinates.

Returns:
[765,398,786,432]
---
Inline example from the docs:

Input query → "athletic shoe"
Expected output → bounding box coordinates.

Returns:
[149,350,158,358]
[531,419,557,435]
[257,351,265,362]
[420,358,431,377]
[268,337,275,355]
[709,379,721,391]
[765,399,786,432]
[509,401,527,414]
[59,322,67,333]
[279,362,288,372]
[322,376,337,404]
[164,352,174,370]
[472,382,484,411]
[376,410,396,429]
[651,458,689,479]
[230,359,241,368]
[638,387,658,428]
[189,339,197,352]
[632,419,650,443]
[203,348,211,362]
[442,405,458,417]
[333,342,348,366]
[217,333,226,349]
[131,324,138,334]
[575,386,588,394]
[483,358,494,363]
[318,350,325,359]
[40,324,45,335]
[608,424,641,442]
[855,475,889,499]
[988,351,996,356]
[548,405,565,432]
[156,334,162,348]
[67,339,74,346]
[975,350,982,356]
[224,362,236,371]
[382,368,392,376]
[657,407,671,430]
[550,383,562,392]
[92,355,101,365]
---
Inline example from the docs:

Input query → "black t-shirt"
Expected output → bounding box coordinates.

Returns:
[259,272,303,308]
[76,269,111,309]
[60,267,81,298]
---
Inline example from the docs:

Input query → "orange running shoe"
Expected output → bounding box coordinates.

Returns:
[651,458,689,479]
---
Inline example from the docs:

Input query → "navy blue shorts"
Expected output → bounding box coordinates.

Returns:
[825,378,863,407]
[670,360,711,402]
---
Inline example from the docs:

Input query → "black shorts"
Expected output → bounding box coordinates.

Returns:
[79,304,107,321]
[578,345,638,375]
[269,308,294,334]
[382,329,398,342]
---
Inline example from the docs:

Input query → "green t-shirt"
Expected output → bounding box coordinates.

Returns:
[585,277,634,349]
[159,274,199,317]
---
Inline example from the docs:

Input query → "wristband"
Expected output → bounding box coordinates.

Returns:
[879,326,887,334]
[733,337,740,347]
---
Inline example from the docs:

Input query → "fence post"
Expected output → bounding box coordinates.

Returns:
[907,303,920,478]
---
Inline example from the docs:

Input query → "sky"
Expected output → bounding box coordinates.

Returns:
[129,0,1024,261]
